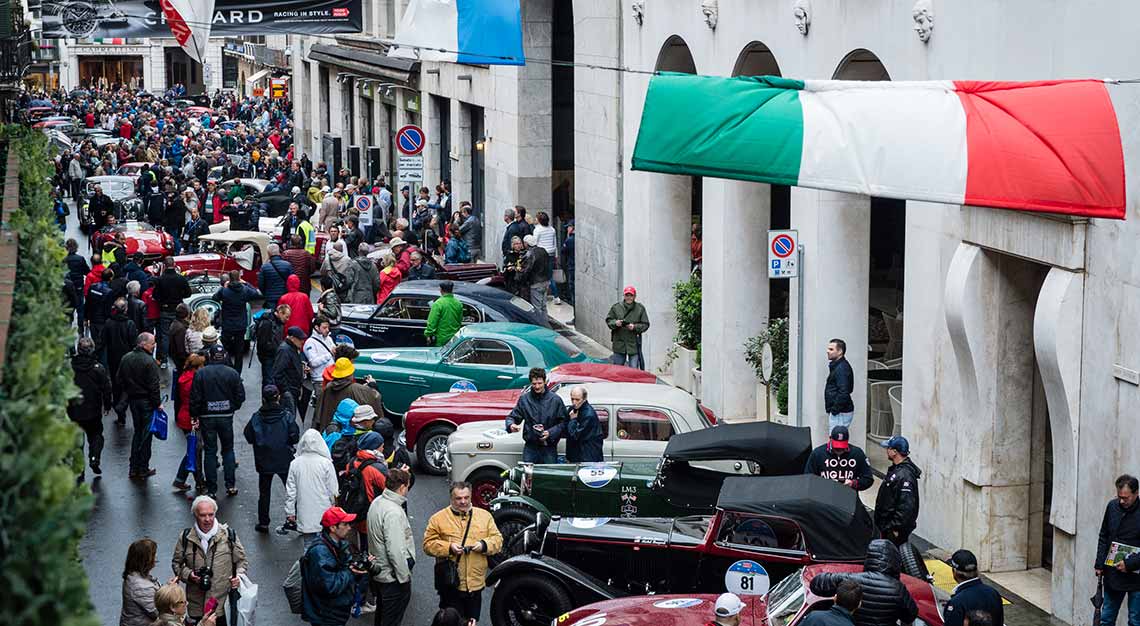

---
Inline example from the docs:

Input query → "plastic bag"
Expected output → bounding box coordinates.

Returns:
[235,573,258,626]
[283,559,304,615]
[149,406,169,441]
[185,430,198,473]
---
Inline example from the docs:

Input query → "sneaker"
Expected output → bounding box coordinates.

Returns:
[172,480,191,492]
[360,601,376,614]
[554,297,562,305]
[145,468,157,476]
[160,362,168,370]
[91,462,102,475]
[226,487,239,496]
[255,524,269,533]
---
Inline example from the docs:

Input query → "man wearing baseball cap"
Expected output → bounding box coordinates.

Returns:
[710,593,746,626]
[804,425,873,491]
[606,286,650,370]
[301,506,375,626]
[874,435,922,545]
[943,549,1002,626]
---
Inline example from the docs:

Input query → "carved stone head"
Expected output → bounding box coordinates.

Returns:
[792,0,811,36]
[701,0,719,30]
[912,0,934,43]
[632,0,645,26]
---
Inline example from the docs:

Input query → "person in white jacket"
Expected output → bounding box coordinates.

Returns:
[301,317,337,425]
[284,429,339,548]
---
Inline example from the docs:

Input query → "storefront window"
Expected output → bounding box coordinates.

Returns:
[78,57,144,90]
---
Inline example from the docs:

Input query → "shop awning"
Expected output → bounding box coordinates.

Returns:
[245,68,271,88]
[307,43,417,84]
[631,74,1127,219]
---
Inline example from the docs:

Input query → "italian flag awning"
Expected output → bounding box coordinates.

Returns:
[631,74,1128,219]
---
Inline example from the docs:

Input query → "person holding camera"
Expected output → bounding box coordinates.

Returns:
[504,368,567,464]
[171,496,248,626]
[423,482,503,622]
[301,506,375,626]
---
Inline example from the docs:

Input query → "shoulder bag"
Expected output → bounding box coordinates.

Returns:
[434,512,473,592]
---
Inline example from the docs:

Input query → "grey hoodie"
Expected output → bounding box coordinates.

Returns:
[285,429,340,533]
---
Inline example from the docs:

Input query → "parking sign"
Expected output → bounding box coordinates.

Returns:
[768,230,798,278]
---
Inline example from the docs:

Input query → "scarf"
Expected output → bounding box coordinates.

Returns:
[195,521,219,555]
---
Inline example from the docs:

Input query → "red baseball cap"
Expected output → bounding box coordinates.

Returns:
[829,425,850,450]
[321,506,357,527]
[623,286,637,296]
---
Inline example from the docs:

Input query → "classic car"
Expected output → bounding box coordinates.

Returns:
[90,221,175,265]
[489,421,812,555]
[543,564,945,626]
[446,383,721,508]
[172,230,271,287]
[406,363,664,475]
[352,322,599,422]
[338,280,547,351]
[115,162,150,179]
[366,245,505,287]
[485,475,877,626]
[79,175,139,229]
[218,178,294,217]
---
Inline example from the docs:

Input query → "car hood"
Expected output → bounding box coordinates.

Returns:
[123,231,170,254]
[450,420,517,441]
[358,348,440,371]
[561,594,764,626]
[412,388,524,410]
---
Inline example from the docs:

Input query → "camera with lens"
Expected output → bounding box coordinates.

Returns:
[193,567,213,591]
[347,553,371,572]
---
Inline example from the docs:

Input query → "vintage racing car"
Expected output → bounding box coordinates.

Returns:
[90,220,174,265]
[79,175,140,230]
[172,230,270,287]
[352,323,600,422]
[486,475,879,626]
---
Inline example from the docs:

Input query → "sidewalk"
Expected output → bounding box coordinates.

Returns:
[547,300,612,360]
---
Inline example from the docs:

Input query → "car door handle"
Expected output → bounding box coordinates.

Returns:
[409,376,426,383]
[497,375,512,380]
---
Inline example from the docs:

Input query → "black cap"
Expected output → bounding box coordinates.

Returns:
[948,549,978,573]
[287,326,307,340]
[207,344,228,362]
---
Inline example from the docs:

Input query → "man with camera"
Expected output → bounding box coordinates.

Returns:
[302,506,376,626]
[504,367,567,464]
[423,482,503,622]
[172,496,248,626]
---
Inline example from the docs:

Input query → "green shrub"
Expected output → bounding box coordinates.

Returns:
[744,317,790,414]
[0,128,99,626]
[777,378,789,415]
[672,273,701,349]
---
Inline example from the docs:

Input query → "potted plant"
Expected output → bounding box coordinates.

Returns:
[744,318,789,420]
[666,273,701,392]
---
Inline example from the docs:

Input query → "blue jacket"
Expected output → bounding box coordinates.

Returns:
[565,401,604,463]
[943,578,1003,626]
[242,395,301,474]
[507,388,568,449]
[258,256,295,306]
[824,356,855,414]
[301,532,366,626]
[122,261,151,289]
[445,237,470,264]
[801,606,857,626]
[212,280,262,333]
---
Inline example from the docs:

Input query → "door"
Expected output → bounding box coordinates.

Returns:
[608,406,676,462]
[368,295,434,347]
[435,338,521,392]
[696,512,808,592]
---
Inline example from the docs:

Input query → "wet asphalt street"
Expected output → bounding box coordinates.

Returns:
[68,207,495,626]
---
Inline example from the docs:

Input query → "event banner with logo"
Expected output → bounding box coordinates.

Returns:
[42,0,363,39]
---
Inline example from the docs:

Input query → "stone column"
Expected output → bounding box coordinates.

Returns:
[788,188,870,447]
[514,0,552,213]
[310,59,324,152]
[374,97,389,179]
[702,179,770,420]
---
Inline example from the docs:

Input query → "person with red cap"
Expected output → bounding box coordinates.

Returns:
[803,425,873,491]
[302,506,376,626]
[606,286,650,370]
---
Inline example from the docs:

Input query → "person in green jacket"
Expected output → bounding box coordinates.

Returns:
[424,281,464,346]
[606,285,650,369]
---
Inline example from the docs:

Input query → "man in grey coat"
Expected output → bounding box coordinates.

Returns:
[346,243,381,304]
[368,468,415,626]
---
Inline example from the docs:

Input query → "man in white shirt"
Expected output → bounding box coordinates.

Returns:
[302,316,337,425]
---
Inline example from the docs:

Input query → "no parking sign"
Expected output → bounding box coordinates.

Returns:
[355,195,373,226]
[767,230,799,278]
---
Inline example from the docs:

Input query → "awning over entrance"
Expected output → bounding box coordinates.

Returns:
[631,74,1127,219]
[245,68,271,88]
[307,43,418,84]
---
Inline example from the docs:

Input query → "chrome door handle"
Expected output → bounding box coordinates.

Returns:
[409,376,426,383]
[497,375,512,380]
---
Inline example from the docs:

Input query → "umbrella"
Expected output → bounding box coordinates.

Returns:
[1092,576,1104,626]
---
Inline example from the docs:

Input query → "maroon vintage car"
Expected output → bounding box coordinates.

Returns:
[552,564,944,626]
[404,363,671,475]
[170,230,269,287]
[91,221,175,265]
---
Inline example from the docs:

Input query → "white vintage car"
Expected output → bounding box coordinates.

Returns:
[446,382,716,507]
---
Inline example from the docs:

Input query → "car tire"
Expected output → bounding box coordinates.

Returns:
[490,505,538,569]
[469,468,504,510]
[491,573,572,626]
[415,424,455,476]
[898,541,931,581]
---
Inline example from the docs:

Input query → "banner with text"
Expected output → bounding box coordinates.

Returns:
[43,0,363,39]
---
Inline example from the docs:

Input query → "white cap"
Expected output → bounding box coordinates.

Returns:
[714,593,745,618]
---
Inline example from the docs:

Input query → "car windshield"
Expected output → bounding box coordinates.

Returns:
[766,568,806,626]
[553,336,582,359]
[510,295,536,313]
[440,333,465,355]
[673,515,712,537]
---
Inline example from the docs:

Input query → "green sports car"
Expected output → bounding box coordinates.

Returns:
[352,322,600,419]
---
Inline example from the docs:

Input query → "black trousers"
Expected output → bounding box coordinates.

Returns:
[257,472,287,526]
[78,418,104,466]
[127,399,154,475]
[373,581,412,626]
[221,331,247,373]
[439,587,482,623]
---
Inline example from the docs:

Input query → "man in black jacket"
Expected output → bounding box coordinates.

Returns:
[874,436,922,545]
[804,425,874,491]
[521,235,551,325]
[809,539,918,626]
[802,580,862,626]
[101,298,139,425]
[505,367,567,464]
[211,270,263,373]
[1096,474,1140,626]
[85,268,116,355]
[64,239,89,324]
[272,327,308,419]
[68,337,112,479]
[153,257,191,369]
[825,338,855,429]
[88,185,116,229]
[943,550,1003,626]
[243,385,301,532]
[255,304,289,384]
[118,332,162,480]
[257,243,295,309]
[190,345,247,497]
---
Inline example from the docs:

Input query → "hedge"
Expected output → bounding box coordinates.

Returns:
[0,128,99,626]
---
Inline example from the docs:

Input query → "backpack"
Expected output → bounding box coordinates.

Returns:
[328,267,349,297]
[329,432,360,473]
[336,457,379,517]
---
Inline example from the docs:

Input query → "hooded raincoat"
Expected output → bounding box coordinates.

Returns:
[285,429,340,533]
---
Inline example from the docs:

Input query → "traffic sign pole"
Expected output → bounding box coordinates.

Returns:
[795,244,805,427]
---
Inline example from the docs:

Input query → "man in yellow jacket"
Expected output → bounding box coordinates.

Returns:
[423,482,503,621]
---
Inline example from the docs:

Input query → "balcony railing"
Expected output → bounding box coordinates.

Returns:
[0,27,33,83]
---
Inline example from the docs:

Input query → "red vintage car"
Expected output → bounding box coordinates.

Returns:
[91,221,175,265]
[404,363,705,476]
[171,230,270,287]
[551,564,944,626]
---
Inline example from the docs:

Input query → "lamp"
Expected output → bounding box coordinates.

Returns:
[475,136,489,151]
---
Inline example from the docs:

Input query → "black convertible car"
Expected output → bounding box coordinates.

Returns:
[487,475,890,626]
[334,280,548,350]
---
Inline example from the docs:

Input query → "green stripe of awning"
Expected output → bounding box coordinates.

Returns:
[631,73,806,186]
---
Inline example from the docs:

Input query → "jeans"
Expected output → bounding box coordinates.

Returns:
[157,311,175,363]
[301,532,320,550]
[374,581,412,626]
[175,426,205,486]
[439,587,482,623]
[610,352,641,370]
[546,256,559,299]
[79,418,104,468]
[564,268,575,306]
[257,472,287,527]
[222,331,247,373]
[529,283,549,326]
[1102,587,1140,626]
[128,399,154,475]
[522,445,558,464]
[829,411,855,430]
[201,415,236,493]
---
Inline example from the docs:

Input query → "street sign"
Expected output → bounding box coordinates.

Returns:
[760,342,774,383]
[396,125,425,156]
[398,154,424,184]
[354,195,373,226]
[768,229,799,278]
[725,560,770,596]
[271,78,288,99]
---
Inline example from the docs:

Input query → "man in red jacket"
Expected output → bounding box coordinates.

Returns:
[279,274,314,336]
